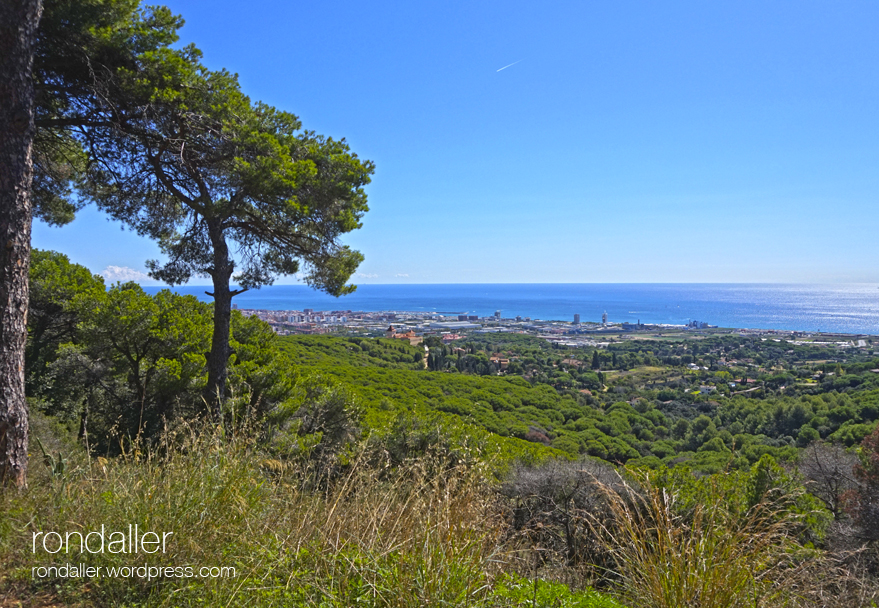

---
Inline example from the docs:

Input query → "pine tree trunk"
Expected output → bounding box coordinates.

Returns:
[0,0,42,489]
[204,220,234,419]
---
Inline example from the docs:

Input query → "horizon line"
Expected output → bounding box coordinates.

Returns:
[135,280,879,288]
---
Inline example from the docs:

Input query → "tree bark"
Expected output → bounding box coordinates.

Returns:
[0,0,42,489]
[204,219,234,419]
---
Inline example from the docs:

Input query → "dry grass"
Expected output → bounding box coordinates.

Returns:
[586,470,812,608]
[263,449,502,606]
[0,423,507,607]
[8,418,877,607]
[783,544,879,608]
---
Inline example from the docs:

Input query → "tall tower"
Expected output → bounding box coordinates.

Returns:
[602,311,608,325]
[574,313,580,325]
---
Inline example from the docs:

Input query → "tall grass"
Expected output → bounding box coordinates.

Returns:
[262,448,500,606]
[586,470,811,608]
[8,418,879,607]
[3,419,620,607]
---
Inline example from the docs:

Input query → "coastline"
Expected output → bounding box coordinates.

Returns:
[141,283,879,336]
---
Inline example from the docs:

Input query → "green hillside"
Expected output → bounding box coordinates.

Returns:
[7,252,879,606]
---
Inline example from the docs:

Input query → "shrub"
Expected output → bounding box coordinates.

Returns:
[845,425,879,544]
[500,458,621,571]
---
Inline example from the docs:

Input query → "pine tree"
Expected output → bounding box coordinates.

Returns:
[0,0,43,488]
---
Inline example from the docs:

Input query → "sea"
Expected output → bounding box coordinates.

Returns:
[140,283,879,336]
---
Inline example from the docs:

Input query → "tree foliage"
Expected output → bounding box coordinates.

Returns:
[73,35,373,408]
[32,0,188,225]
[26,249,104,393]
[30,0,376,412]
[27,253,304,453]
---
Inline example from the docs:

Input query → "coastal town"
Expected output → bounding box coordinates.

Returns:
[237,305,876,350]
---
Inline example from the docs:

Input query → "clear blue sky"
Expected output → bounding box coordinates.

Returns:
[34,0,879,284]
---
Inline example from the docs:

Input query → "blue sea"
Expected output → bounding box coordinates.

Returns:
[140,283,879,335]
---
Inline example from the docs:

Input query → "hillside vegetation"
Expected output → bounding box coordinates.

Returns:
[3,251,879,606]
[282,332,879,474]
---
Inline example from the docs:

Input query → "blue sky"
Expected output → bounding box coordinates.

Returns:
[34,0,879,284]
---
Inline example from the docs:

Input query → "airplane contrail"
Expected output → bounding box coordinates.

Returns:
[496,60,521,72]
